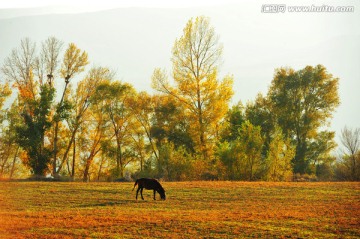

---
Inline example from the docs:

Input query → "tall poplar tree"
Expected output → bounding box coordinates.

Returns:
[152,16,233,160]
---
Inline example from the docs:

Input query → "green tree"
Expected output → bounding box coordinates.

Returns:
[156,143,192,181]
[2,103,24,179]
[1,37,63,177]
[238,121,264,180]
[16,83,55,176]
[151,94,195,153]
[216,141,241,180]
[220,102,246,142]
[245,93,275,154]
[307,131,337,178]
[217,121,264,180]
[268,65,340,174]
[94,80,136,178]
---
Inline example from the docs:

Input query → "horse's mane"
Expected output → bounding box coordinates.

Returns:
[153,179,165,193]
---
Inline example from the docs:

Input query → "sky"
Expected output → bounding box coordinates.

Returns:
[0,0,359,152]
[0,0,239,10]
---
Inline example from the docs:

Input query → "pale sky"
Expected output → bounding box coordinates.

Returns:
[0,0,239,10]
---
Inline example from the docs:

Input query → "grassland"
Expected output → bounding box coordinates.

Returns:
[0,181,359,238]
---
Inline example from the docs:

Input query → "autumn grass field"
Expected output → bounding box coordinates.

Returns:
[0,181,359,239]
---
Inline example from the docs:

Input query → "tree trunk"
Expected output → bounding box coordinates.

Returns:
[294,140,307,174]
[0,141,13,177]
[116,137,124,178]
[97,154,105,181]
[83,127,103,182]
[83,158,91,182]
[57,125,79,174]
[71,137,76,180]
[53,81,69,176]
[9,147,20,179]
[196,82,207,161]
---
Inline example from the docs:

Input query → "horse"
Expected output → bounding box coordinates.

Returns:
[132,178,166,200]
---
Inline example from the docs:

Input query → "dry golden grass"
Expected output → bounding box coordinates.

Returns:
[0,181,359,238]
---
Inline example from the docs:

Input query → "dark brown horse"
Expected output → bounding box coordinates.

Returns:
[132,178,166,200]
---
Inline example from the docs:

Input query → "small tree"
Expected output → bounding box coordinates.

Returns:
[157,143,192,181]
[265,126,295,181]
[216,141,241,180]
[338,126,360,181]
[0,83,17,178]
[238,121,264,181]
[217,121,264,181]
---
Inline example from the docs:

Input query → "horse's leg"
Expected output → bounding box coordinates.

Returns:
[153,190,156,200]
[136,187,140,200]
[140,188,144,200]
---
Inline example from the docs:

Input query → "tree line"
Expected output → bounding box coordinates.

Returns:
[0,16,359,181]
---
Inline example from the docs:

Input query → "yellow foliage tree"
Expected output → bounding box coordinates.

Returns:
[53,43,89,176]
[152,16,233,160]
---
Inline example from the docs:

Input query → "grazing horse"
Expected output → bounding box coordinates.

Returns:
[132,178,166,200]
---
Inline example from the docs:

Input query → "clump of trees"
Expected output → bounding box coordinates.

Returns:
[0,16,357,181]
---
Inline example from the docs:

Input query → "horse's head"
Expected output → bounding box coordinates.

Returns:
[158,189,166,200]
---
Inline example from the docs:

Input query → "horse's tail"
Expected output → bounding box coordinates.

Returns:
[132,179,138,191]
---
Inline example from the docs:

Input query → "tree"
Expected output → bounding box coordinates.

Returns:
[238,121,264,180]
[265,126,295,181]
[0,100,28,178]
[156,143,192,181]
[93,80,136,178]
[15,82,55,176]
[0,82,12,111]
[0,83,17,178]
[131,92,159,163]
[268,65,340,174]
[1,38,37,100]
[152,16,233,160]
[1,38,62,177]
[80,92,107,182]
[34,36,63,86]
[217,121,264,180]
[58,67,113,179]
[307,131,337,177]
[151,94,195,153]
[216,141,241,180]
[53,43,88,176]
[220,102,246,142]
[245,93,275,154]
[339,126,360,181]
